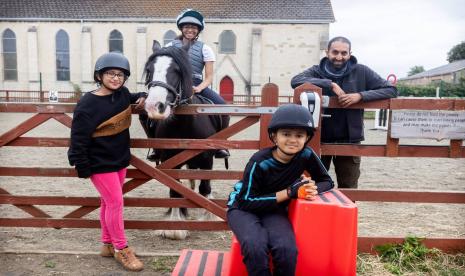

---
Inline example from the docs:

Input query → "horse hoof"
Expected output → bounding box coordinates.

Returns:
[161,230,189,240]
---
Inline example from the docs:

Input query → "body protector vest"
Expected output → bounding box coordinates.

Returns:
[172,40,204,80]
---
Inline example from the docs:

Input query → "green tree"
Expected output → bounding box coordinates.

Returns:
[447,41,465,63]
[407,65,425,76]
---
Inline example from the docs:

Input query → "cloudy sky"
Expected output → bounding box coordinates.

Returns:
[329,0,465,79]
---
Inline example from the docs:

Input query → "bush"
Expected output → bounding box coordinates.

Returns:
[397,79,465,98]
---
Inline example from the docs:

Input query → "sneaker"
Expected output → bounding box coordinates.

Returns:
[114,247,144,271]
[100,243,114,257]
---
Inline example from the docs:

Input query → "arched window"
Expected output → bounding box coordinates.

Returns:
[219,30,236,54]
[56,29,70,81]
[219,76,234,103]
[109,30,123,53]
[163,30,177,46]
[2,29,18,81]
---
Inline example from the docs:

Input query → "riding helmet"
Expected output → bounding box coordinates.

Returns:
[176,9,205,31]
[94,52,130,82]
[268,104,315,140]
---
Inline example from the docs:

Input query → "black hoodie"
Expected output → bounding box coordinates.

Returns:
[68,87,145,178]
[291,56,398,143]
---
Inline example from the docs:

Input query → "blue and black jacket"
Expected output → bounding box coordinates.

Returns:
[227,146,334,214]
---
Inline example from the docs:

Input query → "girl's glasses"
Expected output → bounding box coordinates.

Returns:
[104,71,125,79]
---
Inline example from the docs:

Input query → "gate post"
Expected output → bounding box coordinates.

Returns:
[259,83,279,149]
[293,83,323,156]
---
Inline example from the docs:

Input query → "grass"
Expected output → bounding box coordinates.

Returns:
[150,256,179,273]
[369,236,465,275]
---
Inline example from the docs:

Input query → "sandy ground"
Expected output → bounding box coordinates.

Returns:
[0,113,464,275]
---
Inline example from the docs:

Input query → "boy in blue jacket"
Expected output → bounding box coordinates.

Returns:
[227,104,334,276]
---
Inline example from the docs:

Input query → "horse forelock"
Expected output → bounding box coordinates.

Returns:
[145,46,193,99]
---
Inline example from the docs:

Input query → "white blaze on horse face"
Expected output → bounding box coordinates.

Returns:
[145,56,173,120]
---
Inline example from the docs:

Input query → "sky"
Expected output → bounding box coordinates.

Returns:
[329,0,465,79]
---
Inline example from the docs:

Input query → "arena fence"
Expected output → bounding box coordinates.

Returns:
[0,83,464,253]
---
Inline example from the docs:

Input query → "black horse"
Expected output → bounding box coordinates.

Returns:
[141,44,227,239]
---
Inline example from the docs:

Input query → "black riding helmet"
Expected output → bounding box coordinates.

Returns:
[93,52,130,83]
[176,9,205,32]
[268,104,315,141]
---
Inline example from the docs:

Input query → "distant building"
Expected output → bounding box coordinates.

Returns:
[0,0,335,100]
[399,59,465,86]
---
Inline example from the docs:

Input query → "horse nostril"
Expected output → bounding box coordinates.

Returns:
[157,102,166,113]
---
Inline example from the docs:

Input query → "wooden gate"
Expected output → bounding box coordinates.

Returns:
[1,83,464,253]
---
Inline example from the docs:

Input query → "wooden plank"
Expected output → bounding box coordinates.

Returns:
[130,138,259,150]
[358,236,465,254]
[321,144,464,158]
[0,187,51,218]
[0,113,51,147]
[52,113,73,128]
[0,167,244,180]
[0,195,228,208]
[0,218,229,230]
[340,189,465,203]
[259,83,278,149]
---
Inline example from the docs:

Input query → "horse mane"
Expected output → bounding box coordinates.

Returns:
[144,46,193,98]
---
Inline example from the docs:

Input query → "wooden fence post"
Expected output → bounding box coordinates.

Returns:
[259,83,279,149]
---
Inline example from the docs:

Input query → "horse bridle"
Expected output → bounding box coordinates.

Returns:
[147,80,183,107]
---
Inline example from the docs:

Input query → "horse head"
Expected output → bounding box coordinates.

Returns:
[144,44,193,120]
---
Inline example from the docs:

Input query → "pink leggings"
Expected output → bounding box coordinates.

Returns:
[90,168,127,250]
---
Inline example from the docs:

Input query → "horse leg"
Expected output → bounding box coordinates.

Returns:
[159,206,188,240]
[160,163,190,240]
[197,157,220,221]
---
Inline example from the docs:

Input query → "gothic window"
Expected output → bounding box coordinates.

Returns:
[163,30,177,46]
[2,29,18,81]
[56,29,70,81]
[109,30,123,53]
[219,30,236,54]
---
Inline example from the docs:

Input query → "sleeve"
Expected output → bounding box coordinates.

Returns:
[291,66,332,90]
[130,91,148,104]
[67,107,95,178]
[304,148,334,193]
[202,44,216,62]
[359,65,398,102]
[235,161,281,213]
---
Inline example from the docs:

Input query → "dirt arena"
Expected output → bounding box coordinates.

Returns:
[1,112,464,275]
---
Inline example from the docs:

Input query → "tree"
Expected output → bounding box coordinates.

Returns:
[447,41,465,63]
[407,65,425,76]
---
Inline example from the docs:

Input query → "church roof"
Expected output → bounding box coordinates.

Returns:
[1,0,335,23]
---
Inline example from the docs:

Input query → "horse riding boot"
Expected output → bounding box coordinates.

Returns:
[147,149,161,162]
[214,149,230,159]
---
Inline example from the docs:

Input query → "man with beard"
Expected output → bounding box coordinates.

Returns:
[291,36,398,188]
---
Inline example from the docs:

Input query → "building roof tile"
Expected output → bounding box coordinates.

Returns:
[1,0,335,23]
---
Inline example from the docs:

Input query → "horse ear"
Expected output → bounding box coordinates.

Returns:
[152,40,162,53]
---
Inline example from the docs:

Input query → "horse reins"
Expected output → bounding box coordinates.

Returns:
[147,80,183,107]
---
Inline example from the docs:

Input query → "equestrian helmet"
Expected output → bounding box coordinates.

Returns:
[176,9,205,31]
[268,104,315,139]
[94,52,130,82]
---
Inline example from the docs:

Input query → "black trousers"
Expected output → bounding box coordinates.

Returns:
[227,207,297,276]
